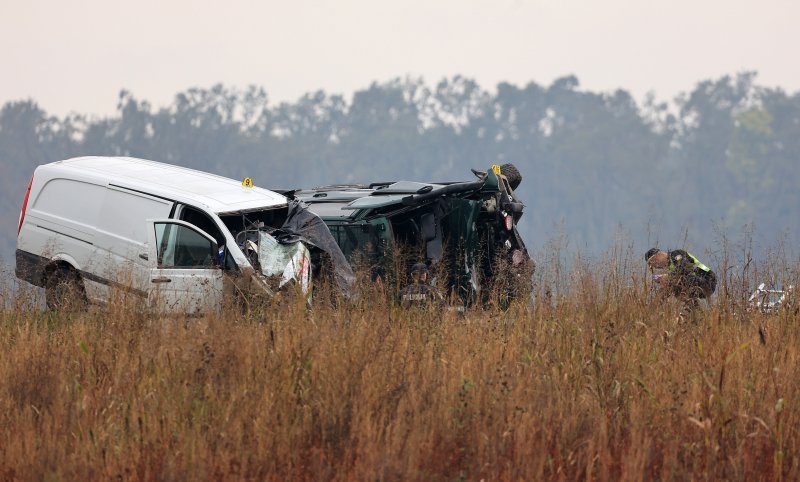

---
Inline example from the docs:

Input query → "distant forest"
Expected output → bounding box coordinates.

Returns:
[1,72,798,266]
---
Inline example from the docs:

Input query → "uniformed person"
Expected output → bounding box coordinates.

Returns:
[400,262,443,308]
[646,248,717,309]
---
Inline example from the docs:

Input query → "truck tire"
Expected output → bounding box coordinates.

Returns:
[45,266,87,312]
[500,163,522,191]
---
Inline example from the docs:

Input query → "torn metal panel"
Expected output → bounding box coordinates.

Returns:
[270,200,356,294]
[252,232,311,294]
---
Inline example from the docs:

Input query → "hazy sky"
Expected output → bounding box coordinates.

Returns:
[1,0,798,117]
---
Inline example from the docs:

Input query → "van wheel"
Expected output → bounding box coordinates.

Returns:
[45,267,87,312]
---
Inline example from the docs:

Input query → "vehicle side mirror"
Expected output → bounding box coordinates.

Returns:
[420,213,437,242]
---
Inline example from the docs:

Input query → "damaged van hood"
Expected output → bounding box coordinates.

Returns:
[235,200,356,295]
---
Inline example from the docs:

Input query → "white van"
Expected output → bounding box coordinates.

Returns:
[15,156,298,314]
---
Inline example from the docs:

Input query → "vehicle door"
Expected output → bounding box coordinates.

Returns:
[146,219,223,315]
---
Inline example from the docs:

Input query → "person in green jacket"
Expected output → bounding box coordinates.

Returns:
[646,248,717,308]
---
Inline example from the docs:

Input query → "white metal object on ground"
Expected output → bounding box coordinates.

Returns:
[748,283,794,314]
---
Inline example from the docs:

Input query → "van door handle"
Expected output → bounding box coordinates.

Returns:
[139,253,149,261]
[151,277,171,283]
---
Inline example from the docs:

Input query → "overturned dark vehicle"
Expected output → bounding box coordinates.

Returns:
[286,164,533,305]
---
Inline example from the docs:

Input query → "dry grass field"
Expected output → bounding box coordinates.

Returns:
[1,251,798,481]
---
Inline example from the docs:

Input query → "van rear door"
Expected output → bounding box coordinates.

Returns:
[146,219,223,315]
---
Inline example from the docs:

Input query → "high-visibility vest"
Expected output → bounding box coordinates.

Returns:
[669,252,710,273]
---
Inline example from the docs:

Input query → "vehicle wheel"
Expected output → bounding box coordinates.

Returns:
[45,267,87,312]
[500,163,522,191]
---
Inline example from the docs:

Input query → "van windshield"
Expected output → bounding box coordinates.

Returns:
[219,206,289,239]
[219,206,290,272]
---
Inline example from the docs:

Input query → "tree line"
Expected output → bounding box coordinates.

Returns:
[1,72,798,265]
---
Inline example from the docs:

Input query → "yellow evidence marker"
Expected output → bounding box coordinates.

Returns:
[491,164,501,175]
[242,177,253,187]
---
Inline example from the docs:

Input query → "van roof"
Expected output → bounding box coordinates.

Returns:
[46,156,286,213]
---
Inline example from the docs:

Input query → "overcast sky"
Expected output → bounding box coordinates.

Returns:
[1,0,798,117]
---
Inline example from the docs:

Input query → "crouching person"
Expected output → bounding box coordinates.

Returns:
[400,262,444,308]
[646,248,717,317]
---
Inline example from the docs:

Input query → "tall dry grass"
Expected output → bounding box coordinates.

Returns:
[1,248,798,481]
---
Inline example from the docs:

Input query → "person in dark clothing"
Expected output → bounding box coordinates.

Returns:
[400,262,443,308]
[646,248,717,307]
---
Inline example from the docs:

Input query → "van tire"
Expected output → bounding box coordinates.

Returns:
[45,266,87,312]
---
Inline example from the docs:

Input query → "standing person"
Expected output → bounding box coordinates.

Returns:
[400,262,443,308]
[646,248,717,312]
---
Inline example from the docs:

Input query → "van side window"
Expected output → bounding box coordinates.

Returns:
[179,205,238,271]
[154,222,217,269]
[179,206,225,246]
